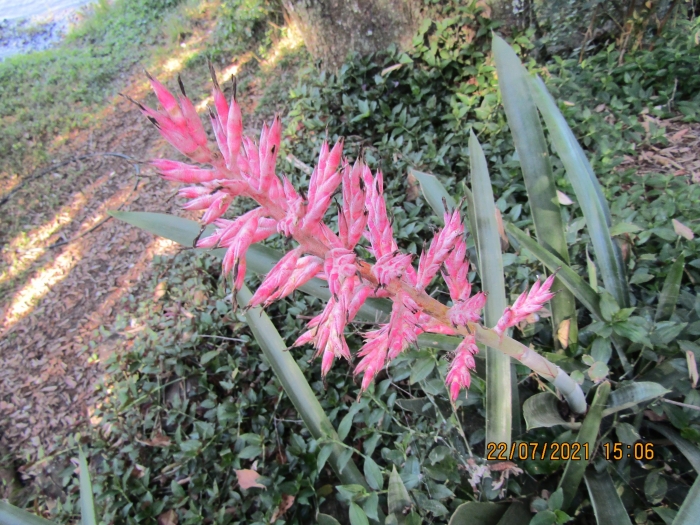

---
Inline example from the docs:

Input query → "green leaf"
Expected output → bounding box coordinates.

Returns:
[200,350,220,365]
[78,447,98,525]
[349,503,369,525]
[388,466,412,523]
[506,224,602,321]
[656,255,685,322]
[615,422,641,445]
[317,514,342,525]
[530,510,557,525]
[408,169,456,218]
[559,382,611,509]
[602,382,669,417]
[644,471,667,505]
[492,34,577,350]
[673,473,700,525]
[523,393,579,430]
[529,75,630,307]
[599,292,620,322]
[317,444,334,472]
[0,502,57,525]
[448,502,508,525]
[469,131,512,447]
[548,488,564,511]
[409,357,435,384]
[363,457,383,491]
[236,286,381,521]
[647,423,700,474]
[338,412,354,441]
[584,468,633,525]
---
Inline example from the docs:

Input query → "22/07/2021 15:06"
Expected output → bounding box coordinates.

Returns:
[603,442,655,460]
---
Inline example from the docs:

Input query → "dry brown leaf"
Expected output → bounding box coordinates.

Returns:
[557,319,571,349]
[137,434,172,447]
[644,409,667,422]
[235,469,265,490]
[270,494,295,522]
[153,281,167,301]
[405,171,420,201]
[673,219,694,240]
[670,128,690,143]
[556,190,573,205]
[157,509,178,525]
[494,208,509,251]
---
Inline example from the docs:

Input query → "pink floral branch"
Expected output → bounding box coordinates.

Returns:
[129,68,587,414]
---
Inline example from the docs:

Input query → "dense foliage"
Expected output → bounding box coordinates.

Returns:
[9,2,700,525]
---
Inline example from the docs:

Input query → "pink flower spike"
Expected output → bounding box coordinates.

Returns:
[274,256,324,301]
[494,274,556,335]
[277,176,305,237]
[371,252,413,286]
[442,235,471,302]
[448,291,487,327]
[226,96,243,170]
[417,209,464,290]
[338,159,368,249]
[201,194,232,225]
[152,159,218,184]
[324,247,357,297]
[303,140,343,227]
[249,248,301,307]
[445,334,479,402]
[145,71,184,124]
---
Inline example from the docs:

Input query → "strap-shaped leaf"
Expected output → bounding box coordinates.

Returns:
[673,473,700,525]
[559,381,611,509]
[493,35,577,349]
[0,502,57,525]
[647,423,700,474]
[528,75,630,308]
[602,382,669,417]
[655,255,685,322]
[523,392,580,430]
[469,131,514,446]
[507,223,602,321]
[584,468,633,525]
[78,448,98,525]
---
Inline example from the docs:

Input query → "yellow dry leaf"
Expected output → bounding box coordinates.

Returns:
[556,190,573,205]
[157,509,178,525]
[557,319,571,349]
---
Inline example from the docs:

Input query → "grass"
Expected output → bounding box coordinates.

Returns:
[0,0,183,175]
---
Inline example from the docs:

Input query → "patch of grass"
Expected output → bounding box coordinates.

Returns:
[0,0,183,175]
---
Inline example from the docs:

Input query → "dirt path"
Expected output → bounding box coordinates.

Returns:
[0,20,297,482]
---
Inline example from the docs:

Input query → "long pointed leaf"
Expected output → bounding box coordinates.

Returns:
[78,448,97,525]
[602,382,669,417]
[673,473,700,525]
[0,502,57,525]
[559,381,611,509]
[655,255,685,322]
[584,468,633,525]
[469,131,512,447]
[236,286,382,522]
[529,75,630,307]
[507,223,602,320]
[493,35,578,349]
[647,423,700,474]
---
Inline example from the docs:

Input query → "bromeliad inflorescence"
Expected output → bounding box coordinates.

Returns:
[133,66,556,402]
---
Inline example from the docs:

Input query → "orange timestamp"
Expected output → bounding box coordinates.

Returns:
[486,442,590,461]
[603,442,655,461]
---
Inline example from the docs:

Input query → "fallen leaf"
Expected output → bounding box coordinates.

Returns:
[270,494,295,522]
[672,218,694,240]
[687,350,698,389]
[594,103,607,113]
[380,64,403,76]
[157,509,178,525]
[644,409,667,422]
[235,469,265,490]
[137,434,172,447]
[556,190,573,205]
[557,319,571,349]
[670,128,689,143]
[153,281,167,301]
